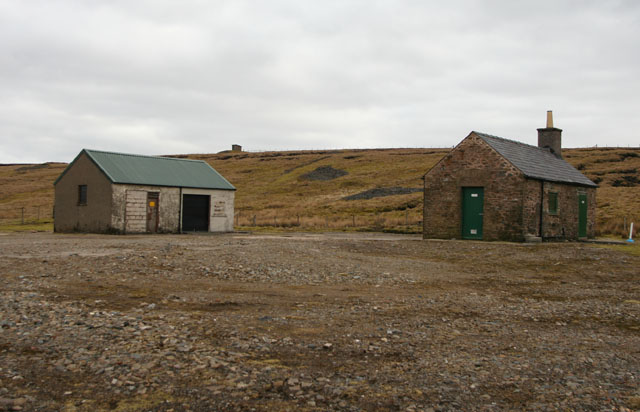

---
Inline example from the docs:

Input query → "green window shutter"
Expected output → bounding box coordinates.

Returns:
[548,192,558,215]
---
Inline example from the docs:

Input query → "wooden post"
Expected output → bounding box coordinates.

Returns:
[352,215,355,227]
[297,215,300,226]
[405,210,409,226]
[37,206,40,222]
[252,215,256,226]
[274,216,277,226]
[21,207,24,225]
[325,216,329,228]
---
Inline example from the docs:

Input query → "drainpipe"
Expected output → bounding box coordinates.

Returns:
[178,187,183,233]
[539,181,544,239]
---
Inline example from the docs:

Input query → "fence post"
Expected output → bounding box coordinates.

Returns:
[325,216,329,228]
[405,210,408,226]
[252,215,256,226]
[297,215,300,226]
[352,215,355,227]
[274,216,277,226]
[37,206,40,222]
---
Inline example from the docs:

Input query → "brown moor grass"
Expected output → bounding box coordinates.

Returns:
[1,147,639,236]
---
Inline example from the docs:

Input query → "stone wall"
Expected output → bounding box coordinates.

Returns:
[423,133,526,241]
[523,180,597,239]
[522,179,542,237]
[424,132,596,241]
[586,187,597,238]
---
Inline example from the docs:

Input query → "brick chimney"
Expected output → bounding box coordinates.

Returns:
[537,110,562,158]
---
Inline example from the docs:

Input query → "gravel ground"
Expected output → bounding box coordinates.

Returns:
[0,232,638,412]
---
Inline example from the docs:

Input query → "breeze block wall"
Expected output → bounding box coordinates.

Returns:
[423,133,527,241]
[111,185,181,233]
[182,188,235,232]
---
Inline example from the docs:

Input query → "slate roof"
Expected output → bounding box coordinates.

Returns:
[474,132,597,187]
[55,149,236,190]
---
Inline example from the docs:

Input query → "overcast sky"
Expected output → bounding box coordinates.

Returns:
[1,1,639,163]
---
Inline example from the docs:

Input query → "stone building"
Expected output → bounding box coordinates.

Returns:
[423,112,596,241]
[54,149,235,233]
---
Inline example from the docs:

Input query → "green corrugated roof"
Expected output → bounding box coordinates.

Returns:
[54,149,235,190]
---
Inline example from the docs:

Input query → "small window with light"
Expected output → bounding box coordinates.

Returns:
[78,185,87,205]
[548,192,558,215]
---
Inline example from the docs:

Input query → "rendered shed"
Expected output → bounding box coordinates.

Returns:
[54,149,236,233]
[423,112,597,241]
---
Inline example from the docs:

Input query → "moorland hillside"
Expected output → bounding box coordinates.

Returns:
[1,147,639,235]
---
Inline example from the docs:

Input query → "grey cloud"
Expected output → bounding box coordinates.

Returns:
[1,1,639,163]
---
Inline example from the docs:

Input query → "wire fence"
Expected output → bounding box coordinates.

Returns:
[0,205,637,238]
[232,211,637,237]
[229,145,640,154]
[0,205,53,226]
[233,210,422,232]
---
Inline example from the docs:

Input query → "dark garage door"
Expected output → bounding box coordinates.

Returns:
[182,194,210,232]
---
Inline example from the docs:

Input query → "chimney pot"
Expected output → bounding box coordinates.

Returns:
[546,110,554,128]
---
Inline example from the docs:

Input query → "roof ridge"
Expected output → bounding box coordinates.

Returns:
[473,131,546,152]
[83,149,205,163]
[473,132,596,187]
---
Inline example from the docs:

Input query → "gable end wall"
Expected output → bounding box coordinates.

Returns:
[54,152,113,232]
[423,134,527,241]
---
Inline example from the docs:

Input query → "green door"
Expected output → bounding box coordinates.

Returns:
[578,193,588,238]
[462,187,484,240]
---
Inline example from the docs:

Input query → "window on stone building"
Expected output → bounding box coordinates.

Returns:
[78,185,87,205]
[548,192,558,215]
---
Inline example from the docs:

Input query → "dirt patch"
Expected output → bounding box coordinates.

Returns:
[343,186,423,200]
[284,156,331,174]
[14,163,51,173]
[299,165,348,181]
